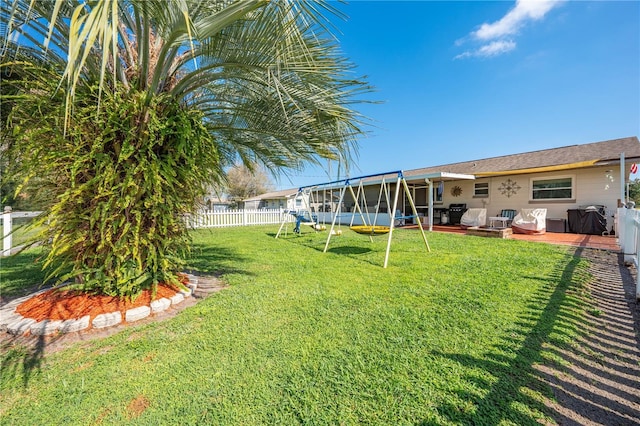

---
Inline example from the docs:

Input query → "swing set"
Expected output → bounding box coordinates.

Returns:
[275,170,430,268]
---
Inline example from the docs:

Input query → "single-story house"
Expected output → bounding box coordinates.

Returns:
[201,196,233,211]
[242,188,299,210]
[248,136,640,233]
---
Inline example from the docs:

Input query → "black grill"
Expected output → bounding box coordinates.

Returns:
[448,203,467,225]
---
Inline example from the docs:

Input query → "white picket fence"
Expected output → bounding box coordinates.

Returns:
[1,208,292,256]
[617,207,640,301]
[2,208,42,256]
[186,208,293,229]
[5,206,640,300]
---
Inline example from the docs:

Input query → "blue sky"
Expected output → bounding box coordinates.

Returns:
[275,0,639,189]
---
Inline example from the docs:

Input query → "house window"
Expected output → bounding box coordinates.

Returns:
[435,181,444,203]
[531,176,573,200]
[474,182,489,197]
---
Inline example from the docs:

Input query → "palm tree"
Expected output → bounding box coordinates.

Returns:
[0,0,370,297]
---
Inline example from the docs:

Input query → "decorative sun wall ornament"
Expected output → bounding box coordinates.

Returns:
[499,179,521,198]
[451,185,462,197]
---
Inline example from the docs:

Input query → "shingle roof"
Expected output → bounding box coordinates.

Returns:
[243,188,298,202]
[251,136,640,199]
[405,136,640,177]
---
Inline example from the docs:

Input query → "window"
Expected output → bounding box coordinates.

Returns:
[531,176,573,200]
[474,182,489,197]
[435,181,444,203]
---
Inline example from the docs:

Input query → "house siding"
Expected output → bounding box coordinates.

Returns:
[405,166,620,230]
[249,137,638,233]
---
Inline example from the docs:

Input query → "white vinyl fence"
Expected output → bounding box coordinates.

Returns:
[186,208,293,229]
[2,207,42,256]
[5,206,639,300]
[617,207,640,301]
[1,208,293,256]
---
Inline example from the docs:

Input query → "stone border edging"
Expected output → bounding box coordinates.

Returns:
[0,274,199,337]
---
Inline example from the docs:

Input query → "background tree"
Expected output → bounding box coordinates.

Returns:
[224,164,274,209]
[628,178,640,206]
[1,0,370,297]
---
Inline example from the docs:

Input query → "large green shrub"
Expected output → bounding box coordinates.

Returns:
[2,1,370,298]
[8,82,220,297]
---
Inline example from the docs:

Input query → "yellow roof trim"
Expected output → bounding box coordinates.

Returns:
[474,160,599,177]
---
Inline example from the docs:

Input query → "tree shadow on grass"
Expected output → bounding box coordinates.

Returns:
[0,244,252,390]
[0,250,48,302]
[1,333,47,389]
[1,250,68,388]
[416,247,639,425]
[186,243,254,278]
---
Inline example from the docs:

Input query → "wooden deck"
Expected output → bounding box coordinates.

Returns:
[402,224,620,251]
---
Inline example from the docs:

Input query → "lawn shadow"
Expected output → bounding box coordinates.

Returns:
[0,250,67,388]
[1,333,48,389]
[416,247,640,425]
[0,250,48,302]
[187,243,254,278]
[272,232,392,267]
[326,246,372,255]
[0,243,250,390]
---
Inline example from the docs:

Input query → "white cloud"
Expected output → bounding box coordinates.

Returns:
[479,40,517,56]
[473,0,561,40]
[456,0,563,59]
[455,40,516,60]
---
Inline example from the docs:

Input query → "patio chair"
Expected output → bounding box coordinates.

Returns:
[499,209,517,227]
[460,208,487,229]
[511,208,547,235]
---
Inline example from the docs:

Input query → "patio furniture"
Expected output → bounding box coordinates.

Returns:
[546,217,567,233]
[488,209,517,228]
[460,208,487,229]
[512,208,547,235]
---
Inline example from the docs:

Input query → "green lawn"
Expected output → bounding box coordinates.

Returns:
[0,226,593,425]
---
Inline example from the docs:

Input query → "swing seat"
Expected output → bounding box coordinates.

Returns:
[394,210,415,227]
[350,225,391,235]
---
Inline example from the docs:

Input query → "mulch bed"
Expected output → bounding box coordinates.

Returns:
[15,283,181,323]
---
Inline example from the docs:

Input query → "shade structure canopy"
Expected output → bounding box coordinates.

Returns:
[417,172,476,232]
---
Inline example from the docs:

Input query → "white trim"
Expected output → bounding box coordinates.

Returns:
[418,172,476,181]
[474,181,490,197]
[530,174,575,201]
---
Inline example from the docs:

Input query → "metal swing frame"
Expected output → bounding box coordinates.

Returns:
[275,170,430,268]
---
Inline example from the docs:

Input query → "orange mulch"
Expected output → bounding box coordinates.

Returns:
[16,283,181,323]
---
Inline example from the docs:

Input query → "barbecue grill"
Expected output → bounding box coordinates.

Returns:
[448,203,467,225]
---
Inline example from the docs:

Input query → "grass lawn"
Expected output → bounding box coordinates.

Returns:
[0,226,593,425]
